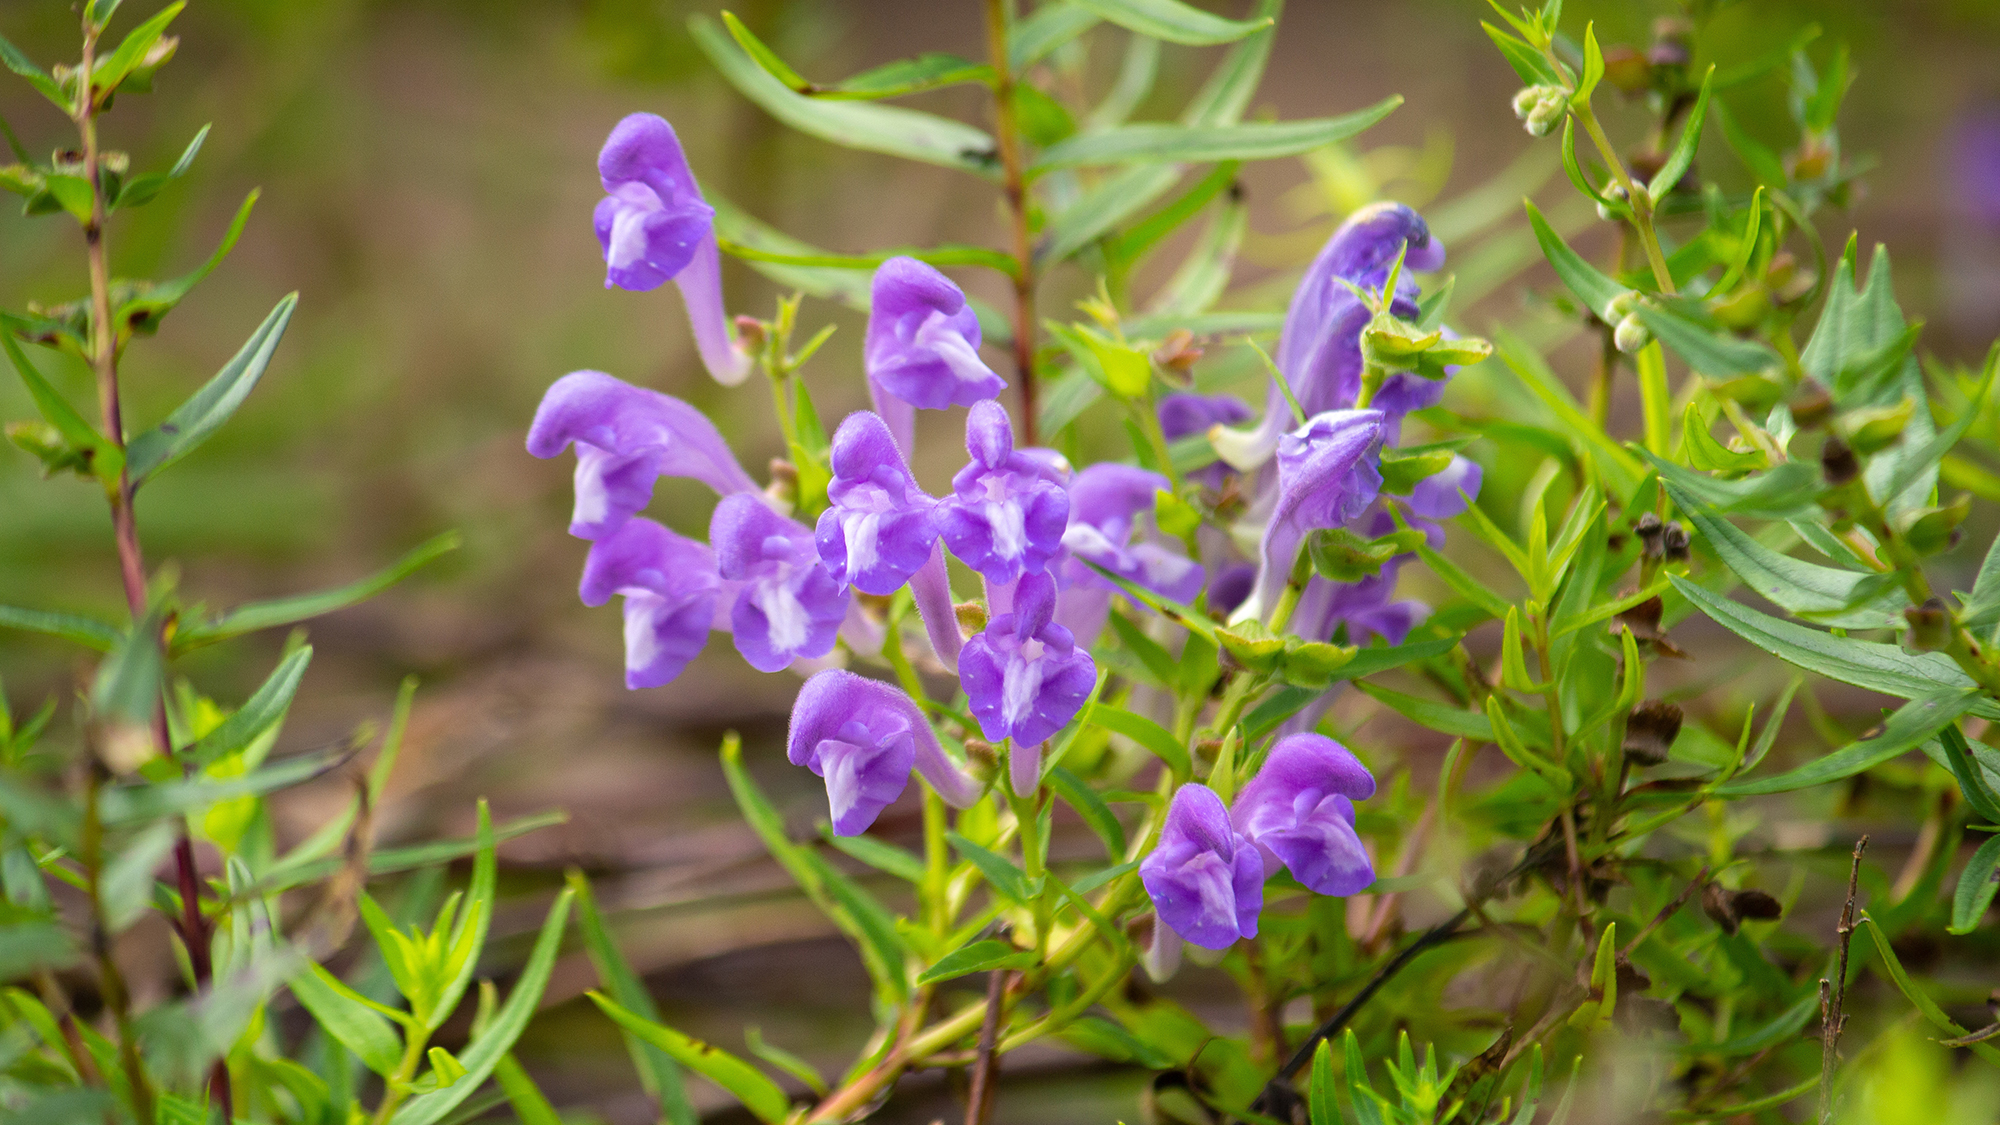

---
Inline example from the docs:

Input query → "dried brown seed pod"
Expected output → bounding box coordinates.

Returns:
[1623,699,1684,765]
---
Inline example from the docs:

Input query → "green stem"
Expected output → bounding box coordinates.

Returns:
[372,1025,431,1125]
[82,769,156,1125]
[1573,104,1676,295]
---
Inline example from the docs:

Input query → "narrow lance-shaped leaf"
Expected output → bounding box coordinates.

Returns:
[917,939,1038,985]
[1669,576,1999,716]
[1071,0,1274,45]
[173,531,461,654]
[127,292,298,482]
[0,606,123,652]
[0,31,70,109]
[425,802,496,1033]
[1030,96,1401,174]
[1950,833,2000,936]
[588,994,794,1125]
[112,122,209,210]
[389,888,575,1125]
[1714,690,1977,797]
[287,961,404,1078]
[566,871,696,1125]
[1631,302,1780,377]
[184,646,313,768]
[119,189,259,335]
[92,608,165,727]
[1665,480,1908,629]
[690,15,997,179]
[1523,198,1626,316]
[1646,66,1713,204]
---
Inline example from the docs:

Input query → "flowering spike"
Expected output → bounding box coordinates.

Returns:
[789,669,980,834]
[528,370,760,540]
[1231,734,1376,896]
[1141,784,1263,950]
[938,401,1070,583]
[814,411,938,595]
[959,571,1096,749]
[865,256,1004,452]
[579,517,720,689]
[1219,203,1444,469]
[593,114,749,384]
[1239,410,1386,622]
[711,493,849,672]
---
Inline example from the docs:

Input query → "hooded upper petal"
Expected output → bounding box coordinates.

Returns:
[815,411,939,595]
[1141,784,1264,950]
[712,493,849,672]
[593,114,715,293]
[1232,734,1376,896]
[579,517,719,689]
[528,370,759,539]
[958,571,1097,747]
[789,669,981,834]
[1240,410,1386,621]
[938,401,1070,582]
[865,257,1005,413]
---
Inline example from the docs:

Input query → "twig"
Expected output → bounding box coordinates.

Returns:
[1620,865,1709,958]
[1817,835,1868,1125]
[982,0,1038,445]
[964,969,1010,1125]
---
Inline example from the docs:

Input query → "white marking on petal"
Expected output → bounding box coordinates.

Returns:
[755,569,810,656]
[606,184,663,271]
[915,311,995,385]
[983,498,1027,563]
[623,592,666,671]
[1001,639,1046,732]
[846,512,883,578]
[572,446,612,528]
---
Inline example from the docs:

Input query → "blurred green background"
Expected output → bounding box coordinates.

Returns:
[4,1,2000,1120]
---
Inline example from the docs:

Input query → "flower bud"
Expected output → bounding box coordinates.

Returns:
[1622,699,1683,766]
[1151,328,1203,376]
[1605,289,1642,319]
[1789,135,1832,181]
[1904,596,1951,652]
[1788,378,1834,428]
[954,600,988,639]
[1602,45,1652,93]
[764,457,799,515]
[733,315,768,352]
[1821,435,1859,486]
[1635,512,1665,558]
[1523,87,1568,137]
[1660,521,1691,563]
[1512,86,1544,120]
[1614,312,1652,354]
[1596,184,1631,222]
[1646,17,1693,70]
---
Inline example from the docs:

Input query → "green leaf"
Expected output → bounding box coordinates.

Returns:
[90,2,184,100]
[1049,765,1126,861]
[1964,521,2000,629]
[1666,480,1908,629]
[1105,610,1178,687]
[946,831,1040,904]
[1631,302,1779,377]
[1486,695,1571,787]
[110,122,209,210]
[126,293,298,482]
[1492,329,1645,497]
[815,53,991,100]
[425,1046,468,1088]
[1641,450,1820,520]
[258,810,564,895]
[1085,702,1190,778]
[1482,23,1564,86]
[92,608,164,726]
[1950,833,2000,935]
[1670,576,1997,716]
[1572,23,1603,106]
[1523,199,1625,316]
[566,872,696,1125]
[492,1056,562,1125]
[179,646,312,768]
[717,11,811,90]
[288,961,403,1078]
[1010,4,1100,70]
[1355,682,1495,741]
[588,994,794,1125]
[743,1027,827,1097]
[101,823,175,932]
[1308,1038,1339,1125]
[1939,726,2000,824]
[391,889,575,1125]
[916,938,1038,985]
[172,531,459,653]
[426,803,496,1033]
[0,605,122,651]
[0,32,69,110]
[100,745,348,823]
[1646,66,1712,204]
[1030,97,1400,173]
[117,189,260,336]
[820,828,927,883]
[691,15,997,178]
[1858,915,2000,1065]
[0,921,78,981]
[1071,0,1273,45]
[1715,691,1977,796]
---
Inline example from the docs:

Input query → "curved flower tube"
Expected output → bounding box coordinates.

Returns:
[865,256,1004,454]
[1141,784,1263,950]
[959,571,1097,753]
[579,517,720,689]
[711,493,849,672]
[938,400,1070,584]
[594,113,750,385]
[1213,203,1443,470]
[528,370,760,540]
[1232,734,1376,896]
[815,411,938,595]
[788,669,982,834]
[1056,463,1205,645]
[1237,410,1386,623]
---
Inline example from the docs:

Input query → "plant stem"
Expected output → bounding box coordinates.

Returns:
[75,17,229,1114]
[983,0,1038,445]
[963,969,1010,1125]
[82,767,157,1125]
[1817,836,1867,1124]
[373,1026,430,1125]
[1572,104,1676,295]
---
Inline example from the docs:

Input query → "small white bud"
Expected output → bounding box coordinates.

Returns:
[1614,312,1652,353]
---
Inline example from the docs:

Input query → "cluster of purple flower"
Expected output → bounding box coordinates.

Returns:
[531,114,1483,953]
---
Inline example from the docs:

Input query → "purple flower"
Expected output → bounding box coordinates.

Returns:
[1214,204,1443,469]
[814,411,938,595]
[1055,464,1205,646]
[938,401,1070,583]
[865,257,1004,453]
[788,669,982,835]
[1232,734,1376,896]
[959,571,1097,750]
[593,113,749,385]
[1406,453,1483,521]
[711,493,850,672]
[580,517,721,689]
[1240,410,1386,621]
[528,370,760,540]
[1141,784,1263,950]
[1159,393,1252,490]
